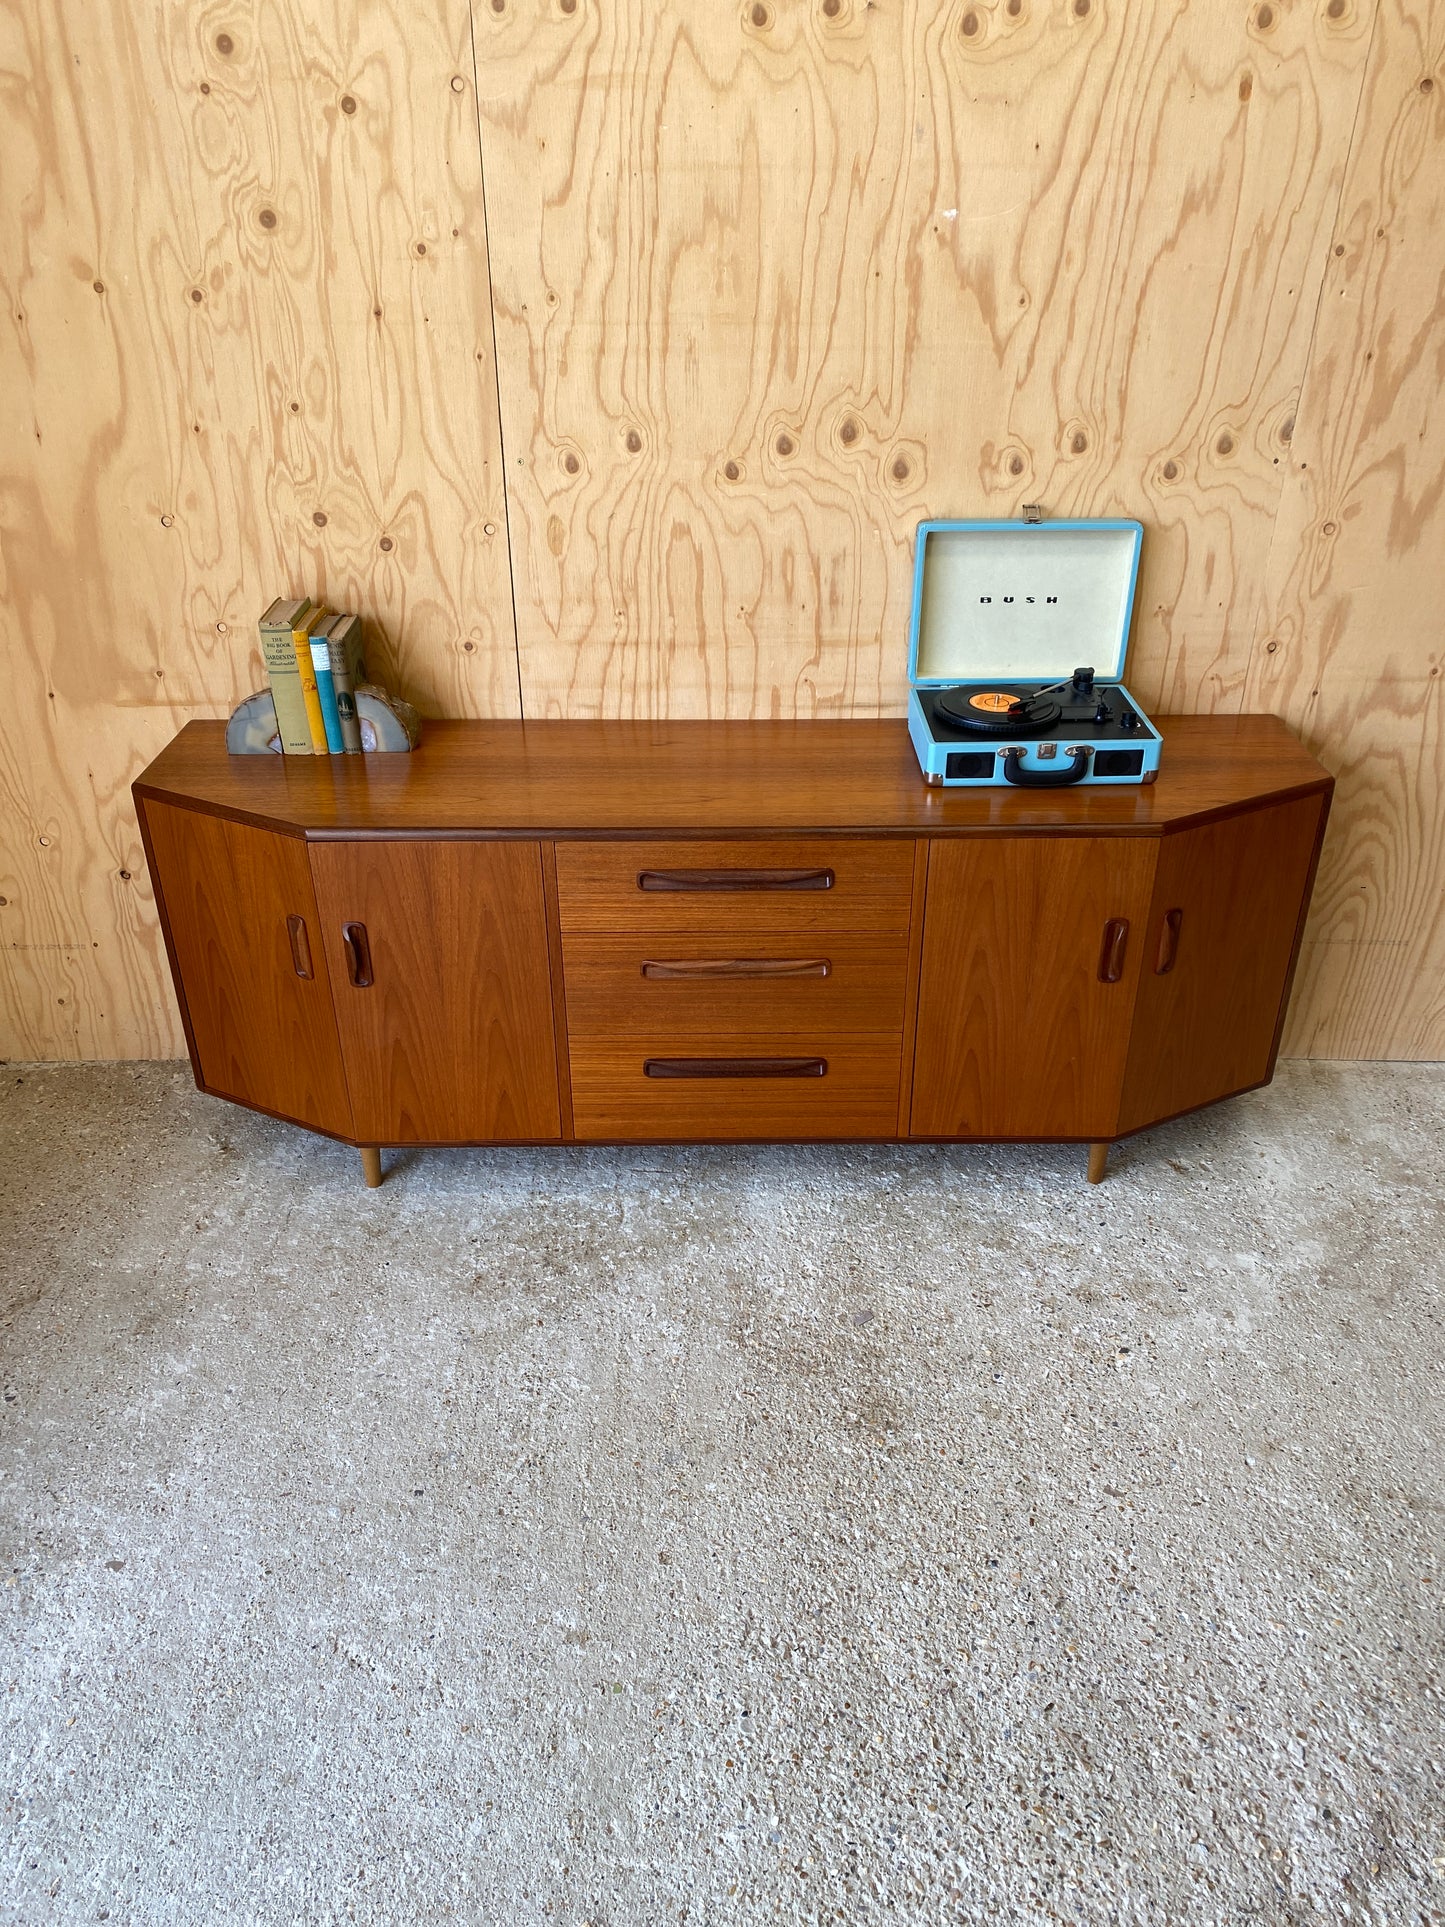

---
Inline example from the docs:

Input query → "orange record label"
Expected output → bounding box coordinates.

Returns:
[967,691,1016,713]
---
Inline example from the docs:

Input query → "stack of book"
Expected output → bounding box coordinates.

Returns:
[258,598,367,755]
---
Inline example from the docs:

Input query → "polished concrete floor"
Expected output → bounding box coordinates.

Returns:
[1,1061,1442,1925]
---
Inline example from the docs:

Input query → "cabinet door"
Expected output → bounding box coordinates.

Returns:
[309,840,560,1144]
[141,800,352,1135]
[910,837,1156,1140]
[1117,794,1326,1134]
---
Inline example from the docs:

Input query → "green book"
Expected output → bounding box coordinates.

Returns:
[322,612,367,754]
[258,596,316,755]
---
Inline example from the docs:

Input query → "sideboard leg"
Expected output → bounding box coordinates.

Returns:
[359,1146,383,1188]
[1086,1141,1110,1185]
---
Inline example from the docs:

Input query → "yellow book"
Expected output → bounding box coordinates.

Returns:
[291,607,330,753]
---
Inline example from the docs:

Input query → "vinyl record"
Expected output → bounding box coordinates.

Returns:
[934,687,1062,733]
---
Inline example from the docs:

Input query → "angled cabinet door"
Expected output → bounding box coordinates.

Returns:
[910,836,1157,1141]
[1117,793,1327,1134]
[309,840,560,1145]
[140,800,352,1136]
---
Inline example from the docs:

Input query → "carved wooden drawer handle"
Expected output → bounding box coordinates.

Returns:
[286,914,313,980]
[341,921,374,988]
[640,958,831,981]
[643,1057,828,1079]
[636,868,835,893]
[1155,907,1184,975]
[1097,917,1130,984]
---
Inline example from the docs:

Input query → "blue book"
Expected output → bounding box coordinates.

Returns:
[309,624,345,754]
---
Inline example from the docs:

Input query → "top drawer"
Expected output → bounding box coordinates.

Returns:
[555,838,916,935]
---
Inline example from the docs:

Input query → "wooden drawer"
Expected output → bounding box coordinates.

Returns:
[555,838,916,935]
[569,1031,903,1140]
[562,931,909,1038]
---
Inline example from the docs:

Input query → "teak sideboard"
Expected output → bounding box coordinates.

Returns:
[134,717,1332,1188]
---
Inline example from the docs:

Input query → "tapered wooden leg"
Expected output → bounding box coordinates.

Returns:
[360,1146,383,1188]
[1086,1141,1110,1185]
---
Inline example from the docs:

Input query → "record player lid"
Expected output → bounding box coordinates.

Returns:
[907,518,1143,687]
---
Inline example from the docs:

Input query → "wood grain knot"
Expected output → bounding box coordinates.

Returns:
[561,0,578,12]
[1266,640,1279,653]
[1422,76,1435,92]
[450,75,467,92]
[289,400,300,413]
[1215,432,1235,456]
[1322,520,1337,535]
[160,514,174,527]
[190,288,203,303]
[118,870,131,882]
[1072,0,1089,15]
[1070,431,1087,454]
[563,451,581,475]
[723,460,741,481]
[258,208,277,230]
[775,432,795,457]
[416,242,427,256]
[822,0,841,14]
[750,1,771,25]
[1239,74,1252,102]
[1006,0,1021,13]
[92,279,105,294]
[1008,454,1025,476]
[313,511,328,527]
[961,10,979,34]
[380,535,394,551]
[891,454,910,481]
[341,95,357,114]
[215,32,234,55]
[463,640,476,653]
[1334,243,1345,257]
[1255,3,1273,26]
[1325,0,1345,15]
[1279,417,1294,443]
[839,417,859,445]
[1162,459,1179,481]
[625,428,643,453]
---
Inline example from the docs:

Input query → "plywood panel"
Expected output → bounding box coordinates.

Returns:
[0,0,516,1060]
[1247,0,1445,1060]
[477,0,1372,721]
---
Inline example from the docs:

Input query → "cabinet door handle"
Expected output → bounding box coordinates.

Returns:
[286,914,313,980]
[640,958,831,981]
[1155,907,1183,975]
[1097,917,1130,984]
[636,867,834,893]
[643,1057,828,1079]
[341,921,374,988]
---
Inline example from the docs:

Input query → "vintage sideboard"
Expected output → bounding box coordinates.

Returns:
[134,716,1332,1186]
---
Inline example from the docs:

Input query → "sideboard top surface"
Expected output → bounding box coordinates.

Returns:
[135,715,1331,839]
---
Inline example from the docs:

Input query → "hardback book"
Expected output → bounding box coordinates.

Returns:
[291,606,331,753]
[258,597,316,755]
[309,624,345,754]
[321,612,366,754]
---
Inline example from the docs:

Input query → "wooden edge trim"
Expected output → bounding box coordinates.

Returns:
[132,782,310,843]
[133,789,205,1090]
[193,1079,362,1146]
[539,842,575,1140]
[896,839,930,1134]
[1264,784,1335,1076]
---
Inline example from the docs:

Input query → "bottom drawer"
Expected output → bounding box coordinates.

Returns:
[569,1032,903,1140]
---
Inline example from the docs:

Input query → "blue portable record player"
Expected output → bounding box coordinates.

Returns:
[905,514,1161,788]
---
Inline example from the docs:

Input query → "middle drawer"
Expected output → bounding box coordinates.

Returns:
[562,930,910,1037]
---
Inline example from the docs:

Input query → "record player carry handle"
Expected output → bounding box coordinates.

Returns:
[341,921,374,989]
[640,958,831,980]
[1097,918,1130,985]
[637,868,835,892]
[1000,747,1091,787]
[1155,907,1184,975]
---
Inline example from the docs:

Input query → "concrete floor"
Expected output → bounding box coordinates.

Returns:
[0,1062,1442,1926]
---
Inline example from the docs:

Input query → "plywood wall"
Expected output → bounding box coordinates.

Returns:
[2,0,1442,1062]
